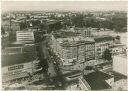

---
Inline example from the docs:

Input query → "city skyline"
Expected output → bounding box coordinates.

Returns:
[2,1,127,12]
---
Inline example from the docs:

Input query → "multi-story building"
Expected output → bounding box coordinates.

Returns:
[16,31,34,43]
[51,31,95,64]
[1,43,39,85]
[94,35,114,59]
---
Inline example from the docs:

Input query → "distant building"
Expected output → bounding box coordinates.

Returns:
[74,27,92,38]
[80,28,92,38]
[16,31,34,43]
[94,35,114,59]
[2,21,20,31]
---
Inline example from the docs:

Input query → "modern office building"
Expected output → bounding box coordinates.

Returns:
[16,31,34,42]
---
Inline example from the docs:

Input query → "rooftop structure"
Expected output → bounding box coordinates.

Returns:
[53,31,79,39]
[57,36,94,47]
[94,35,114,42]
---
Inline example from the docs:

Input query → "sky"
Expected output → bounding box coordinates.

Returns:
[1,1,128,12]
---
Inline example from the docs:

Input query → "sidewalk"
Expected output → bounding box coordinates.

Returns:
[48,59,57,78]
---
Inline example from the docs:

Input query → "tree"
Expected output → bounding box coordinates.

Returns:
[1,27,5,35]
[103,49,112,61]
[39,59,49,73]
[48,21,62,32]
[20,22,27,30]
[85,66,93,70]
[71,14,85,27]
[31,20,41,27]
[112,13,127,32]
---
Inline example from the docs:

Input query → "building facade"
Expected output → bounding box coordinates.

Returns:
[94,35,114,59]
[16,31,34,42]
[51,33,95,64]
[2,44,39,85]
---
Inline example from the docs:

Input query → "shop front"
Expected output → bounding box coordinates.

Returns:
[2,62,33,84]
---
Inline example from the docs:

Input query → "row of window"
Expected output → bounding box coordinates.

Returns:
[8,65,24,71]
[17,37,34,39]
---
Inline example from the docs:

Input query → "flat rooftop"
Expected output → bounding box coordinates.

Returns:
[57,37,94,47]
[84,71,113,90]
[2,44,36,55]
[53,31,80,38]
[2,52,37,67]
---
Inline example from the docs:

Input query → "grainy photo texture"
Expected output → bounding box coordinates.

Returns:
[1,1,127,90]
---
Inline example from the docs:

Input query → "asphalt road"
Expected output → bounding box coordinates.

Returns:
[38,38,66,90]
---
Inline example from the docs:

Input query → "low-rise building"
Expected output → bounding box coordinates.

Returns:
[74,27,92,38]
[113,71,127,90]
[83,71,114,90]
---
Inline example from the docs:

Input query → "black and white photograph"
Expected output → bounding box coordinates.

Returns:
[1,1,127,90]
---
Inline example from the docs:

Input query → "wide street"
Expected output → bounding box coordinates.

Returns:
[37,37,66,89]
